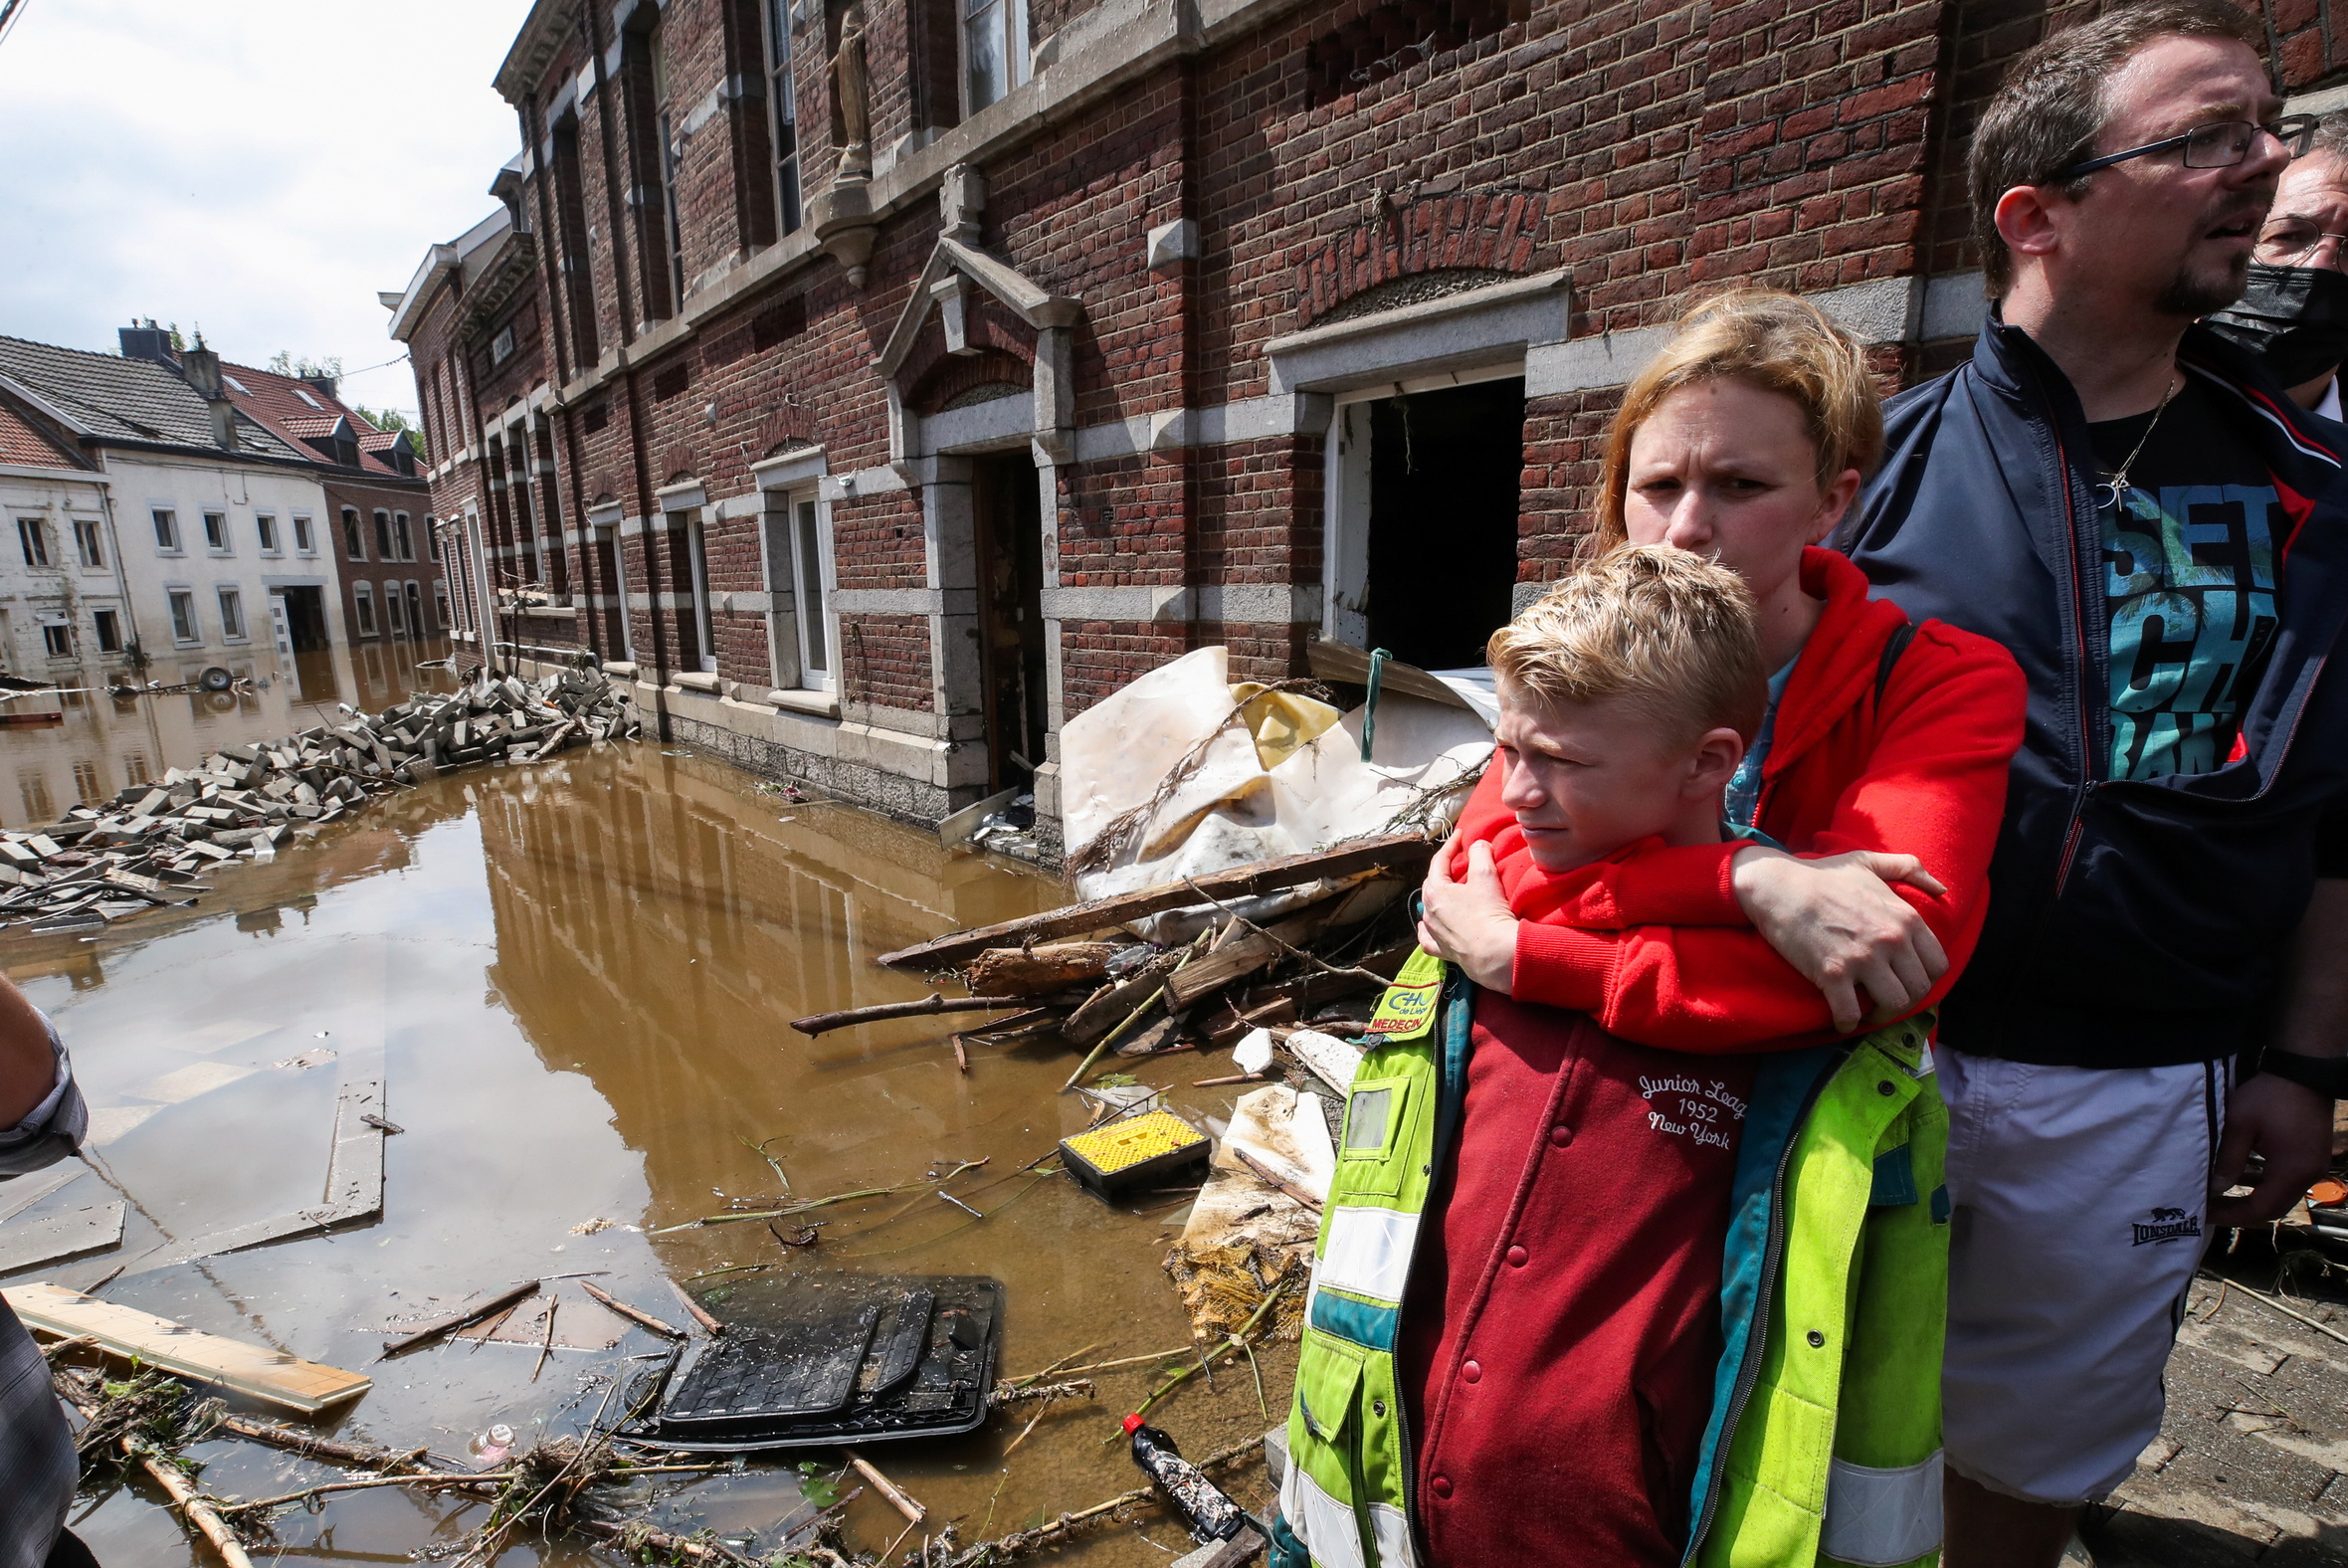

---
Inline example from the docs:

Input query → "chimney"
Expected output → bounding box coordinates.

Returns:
[178,339,239,451]
[302,372,339,400]
[119,321,176,365]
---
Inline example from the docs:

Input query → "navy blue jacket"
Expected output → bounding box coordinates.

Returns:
[1841,314,2348,1069]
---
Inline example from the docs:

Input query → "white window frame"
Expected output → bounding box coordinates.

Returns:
[783,490,836,690]
[384,579,406,635]
[15,516,49,568]
[41,621,73,659]
[217,585,248,642]
[353,583,377,637]
[202,509,232,554]
[293,513,315,554]
[434,581,451,630]
[680,507,718,675]
[256,512,281,556]
[342,507,366,561]
[961,0,1030,115]
[72,516,103,569]
[168,588,201,645]
[152,507,181,554]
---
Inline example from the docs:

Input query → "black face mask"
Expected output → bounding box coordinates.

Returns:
[2206,263,2348,388]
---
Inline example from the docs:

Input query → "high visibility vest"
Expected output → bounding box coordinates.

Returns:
[1274,950,1949,1568]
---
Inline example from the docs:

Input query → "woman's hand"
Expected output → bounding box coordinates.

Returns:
[1418,837,1518,993]
[1731,847,1949,1032]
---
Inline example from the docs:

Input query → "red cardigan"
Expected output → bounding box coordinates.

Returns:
[1452,546,2028,1052]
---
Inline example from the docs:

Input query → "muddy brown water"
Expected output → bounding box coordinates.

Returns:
[1,675,1293,1565]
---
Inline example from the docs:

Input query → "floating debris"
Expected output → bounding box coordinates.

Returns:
[0,666,639,934]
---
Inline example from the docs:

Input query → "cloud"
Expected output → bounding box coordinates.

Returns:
[0,0,534,418]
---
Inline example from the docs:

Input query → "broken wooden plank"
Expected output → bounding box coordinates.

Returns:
[875,834,1438,970]
[0,1203,125,1274]
[9,1281,371,1413]
[155,1079,386,1266]
[380,1279,542,1355]
[579,1279,686,1339]
[964,942,1124,998]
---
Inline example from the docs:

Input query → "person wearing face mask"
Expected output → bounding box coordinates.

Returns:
[2208,112,2348,414]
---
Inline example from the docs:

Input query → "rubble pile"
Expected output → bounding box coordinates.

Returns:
[0,667,638,935]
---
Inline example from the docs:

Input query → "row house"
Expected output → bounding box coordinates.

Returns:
[0,333,350,680]
[386,0,2348,841]
[0,404,121,681]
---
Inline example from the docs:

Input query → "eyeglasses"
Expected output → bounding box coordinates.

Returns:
[2256,220,2348,263]
[2047,115,2317,184]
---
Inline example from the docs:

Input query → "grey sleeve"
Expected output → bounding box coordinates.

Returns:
[0,1014,86,1178]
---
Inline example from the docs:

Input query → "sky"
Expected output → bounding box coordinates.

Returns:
[0,0,537,422]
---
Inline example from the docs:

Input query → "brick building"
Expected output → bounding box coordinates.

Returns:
[187,344,444,654]
[384,0,2345,838]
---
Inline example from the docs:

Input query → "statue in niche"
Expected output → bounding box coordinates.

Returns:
[831,1,873,182]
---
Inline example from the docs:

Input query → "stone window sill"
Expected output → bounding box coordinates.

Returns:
[765,686,840,718]
[673,672,723,693]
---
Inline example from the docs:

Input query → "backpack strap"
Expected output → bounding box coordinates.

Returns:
[1873,618,1918,708]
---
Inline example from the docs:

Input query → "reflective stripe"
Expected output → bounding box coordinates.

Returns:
[1318,1204,1419,1304]
[1281,1457,1367,1568]
[1367,1500,1417,1568]
[1821,1450,1943,1567]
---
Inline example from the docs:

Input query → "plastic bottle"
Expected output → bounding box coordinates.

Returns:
[1123,1414,1249,1542]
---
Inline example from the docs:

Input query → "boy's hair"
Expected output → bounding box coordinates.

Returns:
[1488,543,1768,745]
[1594,289,1883,548]
[1968,0,2266,297]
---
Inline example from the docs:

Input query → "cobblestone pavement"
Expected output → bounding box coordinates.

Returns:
[2084,1255,2348,1565]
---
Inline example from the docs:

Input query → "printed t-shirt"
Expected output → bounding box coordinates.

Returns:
[2089,379,2280,780]
[1722,657,1798,829]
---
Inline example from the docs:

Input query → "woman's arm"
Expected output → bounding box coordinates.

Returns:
[1424,622,2026,1050]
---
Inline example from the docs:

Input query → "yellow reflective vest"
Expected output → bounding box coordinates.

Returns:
[1272,950,1949,1568]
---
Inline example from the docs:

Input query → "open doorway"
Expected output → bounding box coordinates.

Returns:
[1329,376,1526,672]
[971,453,1048,793]
[277,585,329,652]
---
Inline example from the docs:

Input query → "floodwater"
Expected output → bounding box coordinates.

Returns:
[0,668,1292,1566]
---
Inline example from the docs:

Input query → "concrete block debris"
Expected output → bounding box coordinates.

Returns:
[0,667,638,934]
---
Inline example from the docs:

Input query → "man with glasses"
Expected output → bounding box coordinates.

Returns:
[2210,113,2348,413]
[1841,1,2348,1562]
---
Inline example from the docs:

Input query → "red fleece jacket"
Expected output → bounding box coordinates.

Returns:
[1453,546,2028,1052]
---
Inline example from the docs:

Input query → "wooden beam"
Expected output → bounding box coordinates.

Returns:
[877,834,1435,971]
[379,1279,542,1356]
[10,1281,370,1414]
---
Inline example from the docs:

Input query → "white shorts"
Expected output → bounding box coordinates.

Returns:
[1938,1048,2228,1505]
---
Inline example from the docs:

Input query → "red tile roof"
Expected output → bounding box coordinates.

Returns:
[218,360,412,479]
[0,404,79,469]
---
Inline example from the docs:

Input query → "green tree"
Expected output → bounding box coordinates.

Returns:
[267,351,345,380]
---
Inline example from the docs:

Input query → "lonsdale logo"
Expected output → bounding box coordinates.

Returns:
[2130,1206,2202,1247]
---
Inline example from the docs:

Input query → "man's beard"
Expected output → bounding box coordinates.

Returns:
[2156,249,2251,319]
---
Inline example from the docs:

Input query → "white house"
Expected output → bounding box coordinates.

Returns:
[0,401,125,681]
[0,332,348,681]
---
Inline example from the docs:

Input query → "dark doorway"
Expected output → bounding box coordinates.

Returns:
[278,585,329,652]
[1364,377,1525,670]
[971,453,1048,793]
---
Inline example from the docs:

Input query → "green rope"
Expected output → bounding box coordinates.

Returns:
[1361,648,1392,763]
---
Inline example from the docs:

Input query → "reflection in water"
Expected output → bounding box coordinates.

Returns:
[1,637,456,831]
[3,740,1288,1565]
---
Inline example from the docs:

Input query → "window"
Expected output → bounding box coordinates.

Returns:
[353,585,376,637]
[794,497,830,684]
[429,521,443,562]
[71,517,102,567]
[169,590,199,643]
[122,751,148,784]
[257,513,280,553]
[293,514,314,553]
[16,517,48,567]
[435,583,451,629]
[94,608,121,653]
[71,760,103,805]
[490,323,516,366]
[342,507,364,559]
[203,510,230,552]
[374,510,393,559]
[19,773,54,824]
[384,582,406,634]
[963,0,1028,113]
[153,508,180,551]
[42,623,72,659]
[217,587,246,640]
[393,512,413,561]
[765,0,803,235]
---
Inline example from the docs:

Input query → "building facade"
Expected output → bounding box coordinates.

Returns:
[0,403,124,684]
[386,0,2348,839]
[0,333,353,683]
